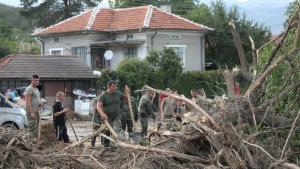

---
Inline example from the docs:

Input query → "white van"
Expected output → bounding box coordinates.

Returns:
[0,93,28,130]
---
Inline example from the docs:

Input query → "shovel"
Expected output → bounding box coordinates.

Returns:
[38,107,42,143]
[125,85,142,144]
[65,88,83,147]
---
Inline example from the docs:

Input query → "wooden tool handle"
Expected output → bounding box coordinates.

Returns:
[38,107,42,143]
[66,111,79,142]
[125,85,136,130]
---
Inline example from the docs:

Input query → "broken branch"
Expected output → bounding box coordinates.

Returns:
[280,110,300,160]
[143,85,221,131]
[229,21,252,81]
[116,141,211,164]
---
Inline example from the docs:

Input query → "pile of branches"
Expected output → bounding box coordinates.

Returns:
[61,3,300,168]
[0,127,92,169]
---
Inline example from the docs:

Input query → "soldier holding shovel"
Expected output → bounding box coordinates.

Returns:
[97,80,129,152]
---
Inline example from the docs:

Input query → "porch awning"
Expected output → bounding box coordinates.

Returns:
[90,39,146,45]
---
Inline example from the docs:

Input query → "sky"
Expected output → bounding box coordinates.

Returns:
[0,0,294,35]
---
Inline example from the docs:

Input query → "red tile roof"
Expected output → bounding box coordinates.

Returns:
[32,5,214,36]
[35,10,93,35]
[0,55,13,69]
[270,35,282,43]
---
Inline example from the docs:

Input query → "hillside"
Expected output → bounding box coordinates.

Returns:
[0,3,31,32]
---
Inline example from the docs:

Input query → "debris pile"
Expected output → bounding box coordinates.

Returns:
[0,127,92,169]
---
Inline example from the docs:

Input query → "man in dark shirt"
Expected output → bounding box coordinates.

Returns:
[53,92,69,143]
[97,80,129,151]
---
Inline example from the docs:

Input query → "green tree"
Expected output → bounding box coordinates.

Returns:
[109,0,197,15]
[16,42,41,54]
[116,58,153,92]
[0,18,16,58]
[20,0,102,28]
[185,0,271,68]
[284,0,299,27]
[146,47,182,89]
[0,3,31,32]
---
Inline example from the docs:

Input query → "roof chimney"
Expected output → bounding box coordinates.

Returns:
[160,5,171,13]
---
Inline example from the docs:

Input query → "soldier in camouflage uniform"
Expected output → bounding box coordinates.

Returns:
[97,80,129,152]
[139,90,156,137]
[91,90,103,147]
[119,89,138,137]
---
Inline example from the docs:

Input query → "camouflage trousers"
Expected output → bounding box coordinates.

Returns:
[91,116,103,147]
[121,117,133,133]
[26,110,40,139]
[165,115,173,119]
[140,114,148,137]
[102,118,121,148]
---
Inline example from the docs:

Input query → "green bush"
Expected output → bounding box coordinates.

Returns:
[116,58,153,92]
[95,58,153,95]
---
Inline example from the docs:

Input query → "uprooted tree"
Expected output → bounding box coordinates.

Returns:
[124,3,300,168]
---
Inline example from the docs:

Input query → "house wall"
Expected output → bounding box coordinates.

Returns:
[146,30,206,71]
[40,30,206,71]
[44,80,73,109]
[108,32,148,70]
[40,34,108,67]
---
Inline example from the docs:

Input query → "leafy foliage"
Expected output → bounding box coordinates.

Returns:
[109,0,198,15]
[95,58,152,94]
[116,58,153,92]
[0,18,16,58]
[20,0,101,28]
[258,27,300,118]
[184,0,271,68]
[0,3,31,32]
[15,42,41,54]
[95,69,119,91]
[284,0,299,28]
[146,47,183,90]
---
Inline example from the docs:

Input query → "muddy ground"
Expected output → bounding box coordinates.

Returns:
[43,112,161,147]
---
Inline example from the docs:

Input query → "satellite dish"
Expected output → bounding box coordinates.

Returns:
[104,50,113,60]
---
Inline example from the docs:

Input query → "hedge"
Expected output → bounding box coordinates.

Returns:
[94,69,248,99]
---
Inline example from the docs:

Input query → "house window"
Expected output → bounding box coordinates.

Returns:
[0,80,30,94]
[124,47,137,58]
[51,50,61,55]
[49,48,63,55]
[170,35,181,40]
[165,45,186,67]
[126,35,133,40]
[53,38,60,43]
[74,81,89,90]
[72,47,87,62]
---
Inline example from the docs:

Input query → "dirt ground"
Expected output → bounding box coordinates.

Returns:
[42,112,161,147]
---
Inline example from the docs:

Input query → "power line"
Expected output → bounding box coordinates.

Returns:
[269,24,283,27]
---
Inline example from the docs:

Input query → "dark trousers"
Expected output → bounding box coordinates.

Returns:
[91,136,104,147]
[54,125,70,143]
[121,118,133,133]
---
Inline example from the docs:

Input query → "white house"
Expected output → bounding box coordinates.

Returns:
[31,5,214,71]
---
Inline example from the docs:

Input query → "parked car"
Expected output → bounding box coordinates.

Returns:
[0,93,28,130]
